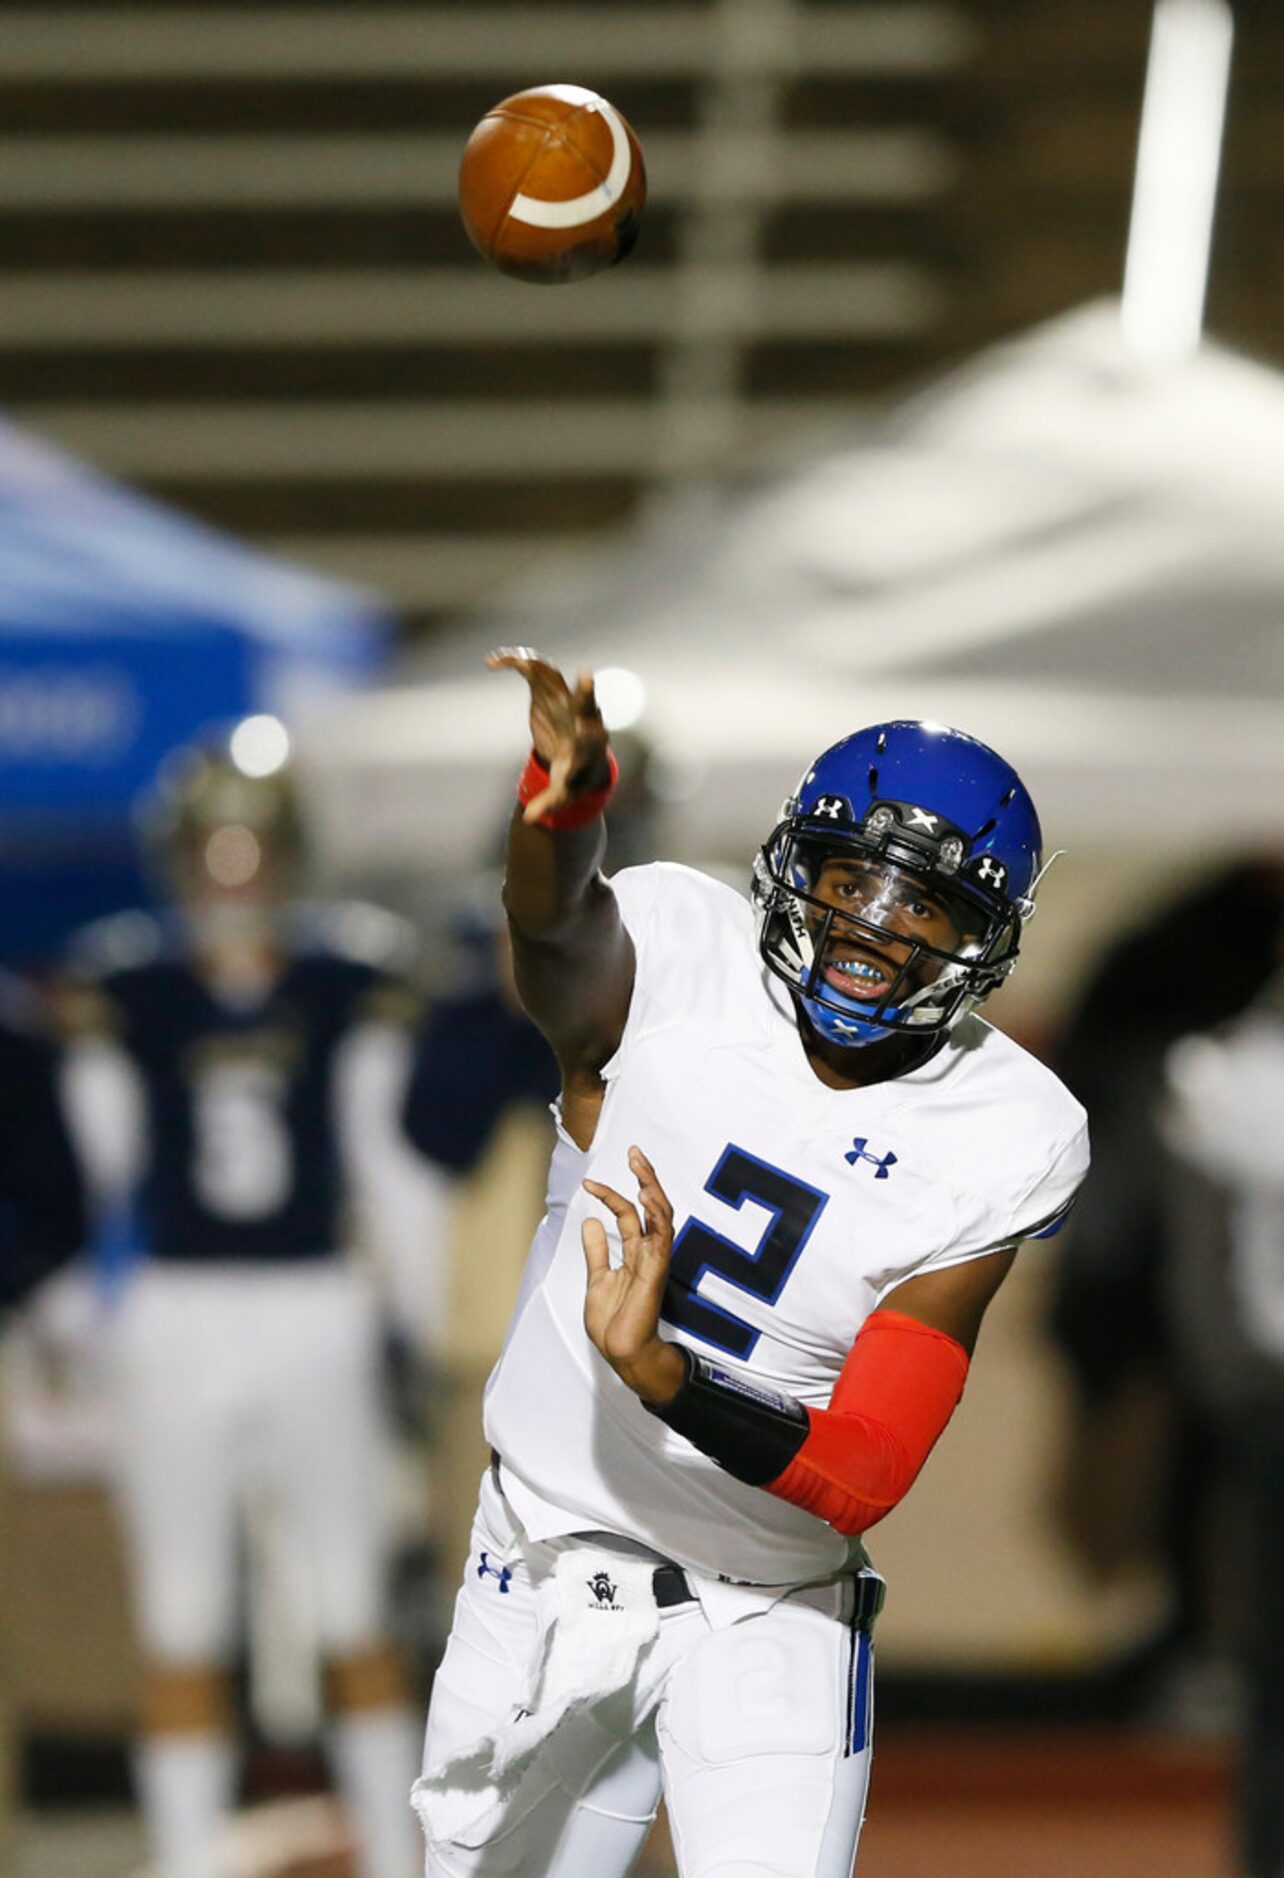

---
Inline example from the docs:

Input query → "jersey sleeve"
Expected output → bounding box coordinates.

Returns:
[602,863,763,1078]
[598,864,671,1078]
[1000,1120,1091,1246]
[606,863,664,955]
[334,1018,454,1354]
[875,1101,1090,1301]
[57,910,167,1053]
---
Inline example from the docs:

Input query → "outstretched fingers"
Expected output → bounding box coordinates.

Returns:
[582,1214,612,1277]
[485,645,540,673]
[582,1151,674,1274]
[581,1154,679,1382]
[627,1145,673,1242]
[571,667,601,721]
[487,648,591,822]
[582,1176,643,1245]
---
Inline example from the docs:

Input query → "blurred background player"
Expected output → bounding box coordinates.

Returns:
[56,732,446,1878]
[0,973,87,1317]
[1163,971,1284,1878]
[0,975,87,1878]
[1047,861,1284,1719]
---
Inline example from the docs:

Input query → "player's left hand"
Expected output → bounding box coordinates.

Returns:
[582,1147,688,1407]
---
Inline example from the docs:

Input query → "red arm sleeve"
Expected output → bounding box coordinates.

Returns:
[764,1308,970,1536]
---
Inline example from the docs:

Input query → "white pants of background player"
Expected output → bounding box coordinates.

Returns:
[419,1469,875,1878]
[112,1261,387,1664]
[110,1260,421,1878]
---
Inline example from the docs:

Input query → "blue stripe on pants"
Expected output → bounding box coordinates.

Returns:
[850,1631,872,1755]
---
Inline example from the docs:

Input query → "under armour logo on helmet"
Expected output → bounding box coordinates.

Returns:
[906,807,940,833]
[974,857,1008,890]
[812,795,846,821]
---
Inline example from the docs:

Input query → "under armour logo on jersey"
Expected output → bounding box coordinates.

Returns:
[845,1137,898,1179]
[974,856,1008,890]
[477,1552,512,1593]
[812,795,847,822]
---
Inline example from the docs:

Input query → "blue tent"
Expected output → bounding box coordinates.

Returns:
[0,417,393,961]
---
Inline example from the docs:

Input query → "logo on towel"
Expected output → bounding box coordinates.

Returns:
[844,1137,898,1179]
[588,1570,621,1610]
[477,1551,513,1594]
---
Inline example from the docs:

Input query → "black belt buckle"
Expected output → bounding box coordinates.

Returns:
[653,1563,695,1609]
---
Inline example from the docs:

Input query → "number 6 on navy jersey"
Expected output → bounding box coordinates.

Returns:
[661,1147,829,1359]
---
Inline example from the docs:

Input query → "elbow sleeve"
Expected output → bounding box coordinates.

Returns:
[765,1310,969,1536]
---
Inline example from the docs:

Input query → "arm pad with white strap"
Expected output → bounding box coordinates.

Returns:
[643,1347,809,1485]
[646,1309,969,1536]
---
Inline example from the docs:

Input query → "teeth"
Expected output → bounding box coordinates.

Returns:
[835,960,884,981]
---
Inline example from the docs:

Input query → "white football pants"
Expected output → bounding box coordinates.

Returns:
[420,1471,874,1878]
[109,1260,388,1663]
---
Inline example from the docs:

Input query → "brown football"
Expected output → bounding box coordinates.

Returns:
[458,84,646,284]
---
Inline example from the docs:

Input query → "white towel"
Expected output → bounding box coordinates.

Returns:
[412,1547,660,1850]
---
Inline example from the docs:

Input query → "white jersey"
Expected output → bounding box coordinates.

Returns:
[486,863,1089,1585]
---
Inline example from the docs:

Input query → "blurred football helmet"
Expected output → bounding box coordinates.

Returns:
[141,728,304,939]
[752,721,1044,1048]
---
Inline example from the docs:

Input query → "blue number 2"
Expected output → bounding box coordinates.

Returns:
[660,1146,829,1359]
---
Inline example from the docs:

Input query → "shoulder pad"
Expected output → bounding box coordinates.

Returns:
[294,900,421,974]
[66,909,166,978]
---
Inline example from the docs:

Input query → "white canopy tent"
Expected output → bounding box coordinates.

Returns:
[301,301,1284,881]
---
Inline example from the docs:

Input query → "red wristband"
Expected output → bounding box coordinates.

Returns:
[517,747,618,831]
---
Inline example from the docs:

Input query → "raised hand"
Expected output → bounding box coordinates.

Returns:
[581,1147,687,1406]
[486,648,611,825]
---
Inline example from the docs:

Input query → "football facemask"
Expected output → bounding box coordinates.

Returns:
[754,838,1016,1046]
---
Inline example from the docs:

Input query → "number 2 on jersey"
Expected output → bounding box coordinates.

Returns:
[661,1147,829,1359]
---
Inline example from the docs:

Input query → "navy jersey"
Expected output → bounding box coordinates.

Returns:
[402,988,558,1175]
[67,908,417,1265]
[0,976,87,1310]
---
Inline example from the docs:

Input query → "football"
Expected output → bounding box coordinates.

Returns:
[458,84,646,284]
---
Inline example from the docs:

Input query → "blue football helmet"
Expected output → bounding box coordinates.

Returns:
[752,721,1044,1047]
